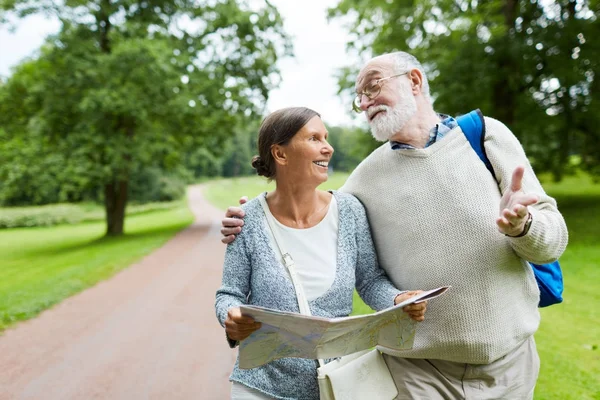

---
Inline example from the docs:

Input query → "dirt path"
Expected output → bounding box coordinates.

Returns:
[0,186,236,400]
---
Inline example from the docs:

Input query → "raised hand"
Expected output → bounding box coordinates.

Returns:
[496,166,539,237]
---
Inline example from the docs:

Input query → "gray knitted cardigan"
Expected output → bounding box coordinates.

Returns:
[215,191,401,400]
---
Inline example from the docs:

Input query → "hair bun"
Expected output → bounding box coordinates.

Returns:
[251,155,269,177]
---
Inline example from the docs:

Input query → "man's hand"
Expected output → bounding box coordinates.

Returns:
[224,307,262,342]
[394,291,428,322]
[221,196,248,244]
[496,166,538,237]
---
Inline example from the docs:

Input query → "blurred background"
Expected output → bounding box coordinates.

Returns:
[0,1,598,399]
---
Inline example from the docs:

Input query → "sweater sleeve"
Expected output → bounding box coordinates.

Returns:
[215,223,252,332]
[484,117,568,264]
[348,195,403,311]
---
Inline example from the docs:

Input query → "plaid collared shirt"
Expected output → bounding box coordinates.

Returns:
[390,114,457,150]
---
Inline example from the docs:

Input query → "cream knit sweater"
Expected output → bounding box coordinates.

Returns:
[341,116,568,364]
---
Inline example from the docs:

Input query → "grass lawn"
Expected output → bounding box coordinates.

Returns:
[0,203,193,332]
[203,172,600,400]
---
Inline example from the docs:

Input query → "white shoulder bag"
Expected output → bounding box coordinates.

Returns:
[258,196,398,400]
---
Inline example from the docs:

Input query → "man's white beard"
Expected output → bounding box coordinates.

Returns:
[368,85,417,142]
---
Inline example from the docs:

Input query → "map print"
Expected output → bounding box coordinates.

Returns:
[238,286,449,369]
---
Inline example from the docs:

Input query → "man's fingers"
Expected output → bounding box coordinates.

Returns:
[225,207,245,219]
[512,204,528,218]
[239,196,248,205]
[520,195,539,207]
[221,217,244,228]
[221,235,235,244]
[502,209,517,222]
[222,217,244,228]
[221,226,242,237]
[496,216,512,231]
[510,166,525,193]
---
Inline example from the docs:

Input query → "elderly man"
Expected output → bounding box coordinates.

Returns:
[220,51,568,399]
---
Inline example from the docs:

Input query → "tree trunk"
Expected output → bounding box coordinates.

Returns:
[104,180,128,236]
[492,76,515,127]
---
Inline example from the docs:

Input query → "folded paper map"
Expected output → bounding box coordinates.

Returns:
[238,286,449,369]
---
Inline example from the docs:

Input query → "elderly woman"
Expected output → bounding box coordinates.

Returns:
[215,107,426,400]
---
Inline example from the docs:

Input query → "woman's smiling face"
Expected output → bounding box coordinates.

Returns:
[278,116,334,185]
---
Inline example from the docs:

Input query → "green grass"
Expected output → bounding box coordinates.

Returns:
[0,204,194,332]
[203,172,600,400]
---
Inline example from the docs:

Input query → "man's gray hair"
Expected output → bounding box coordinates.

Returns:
[388,52,431,102]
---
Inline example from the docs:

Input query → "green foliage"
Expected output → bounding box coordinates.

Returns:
[220,121,260,178]
[0,128,94,205]
[327,124,382,171]
[0,203,193,331]
[0,0,291,234]
[327,125,366,172]
[328,0,600,180]
[185,147,224,179]
[127,167,188,203]
[0,127,189,206]
[0,200,184,229]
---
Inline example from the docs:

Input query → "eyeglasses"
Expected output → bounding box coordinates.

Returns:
[352,72,408,113]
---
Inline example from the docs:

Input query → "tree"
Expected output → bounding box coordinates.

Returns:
[329,0,600,179]
[0,0,290,235]
[220,120,259,177]
[326,125,373,172]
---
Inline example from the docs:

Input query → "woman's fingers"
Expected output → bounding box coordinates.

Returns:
[225,307,262,340]
[403,301,427,321]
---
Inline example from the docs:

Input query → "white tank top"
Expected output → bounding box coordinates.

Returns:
[262,194,338,301]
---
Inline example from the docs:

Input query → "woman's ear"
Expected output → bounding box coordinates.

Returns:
[271,144,287,166]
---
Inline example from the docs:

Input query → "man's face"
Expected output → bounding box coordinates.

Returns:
[355,58,418,141]
[355,59,399,114]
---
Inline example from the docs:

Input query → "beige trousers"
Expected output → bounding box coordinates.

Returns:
[384,337,540,400]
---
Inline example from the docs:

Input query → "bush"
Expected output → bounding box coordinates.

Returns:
[0,204,87,228]
[0,200,184,229]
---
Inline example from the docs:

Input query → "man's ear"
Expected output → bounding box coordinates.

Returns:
[271,144,287,166]
[408,68,423,95]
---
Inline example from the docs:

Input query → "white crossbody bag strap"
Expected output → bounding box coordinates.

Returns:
[258,195,325,368]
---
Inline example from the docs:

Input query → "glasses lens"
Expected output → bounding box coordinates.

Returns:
[352,95,362,113]
[366,81,381,98]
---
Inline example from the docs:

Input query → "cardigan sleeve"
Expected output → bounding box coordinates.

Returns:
[484,117,568,264]
[215,221,253,346]
[346,195,403,311]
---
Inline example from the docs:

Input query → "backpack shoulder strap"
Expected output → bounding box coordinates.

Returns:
[456,109,497,181]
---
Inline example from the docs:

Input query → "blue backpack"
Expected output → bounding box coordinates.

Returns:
[456,109,564,308]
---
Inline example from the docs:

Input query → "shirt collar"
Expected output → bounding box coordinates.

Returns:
[390,113,457,150]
